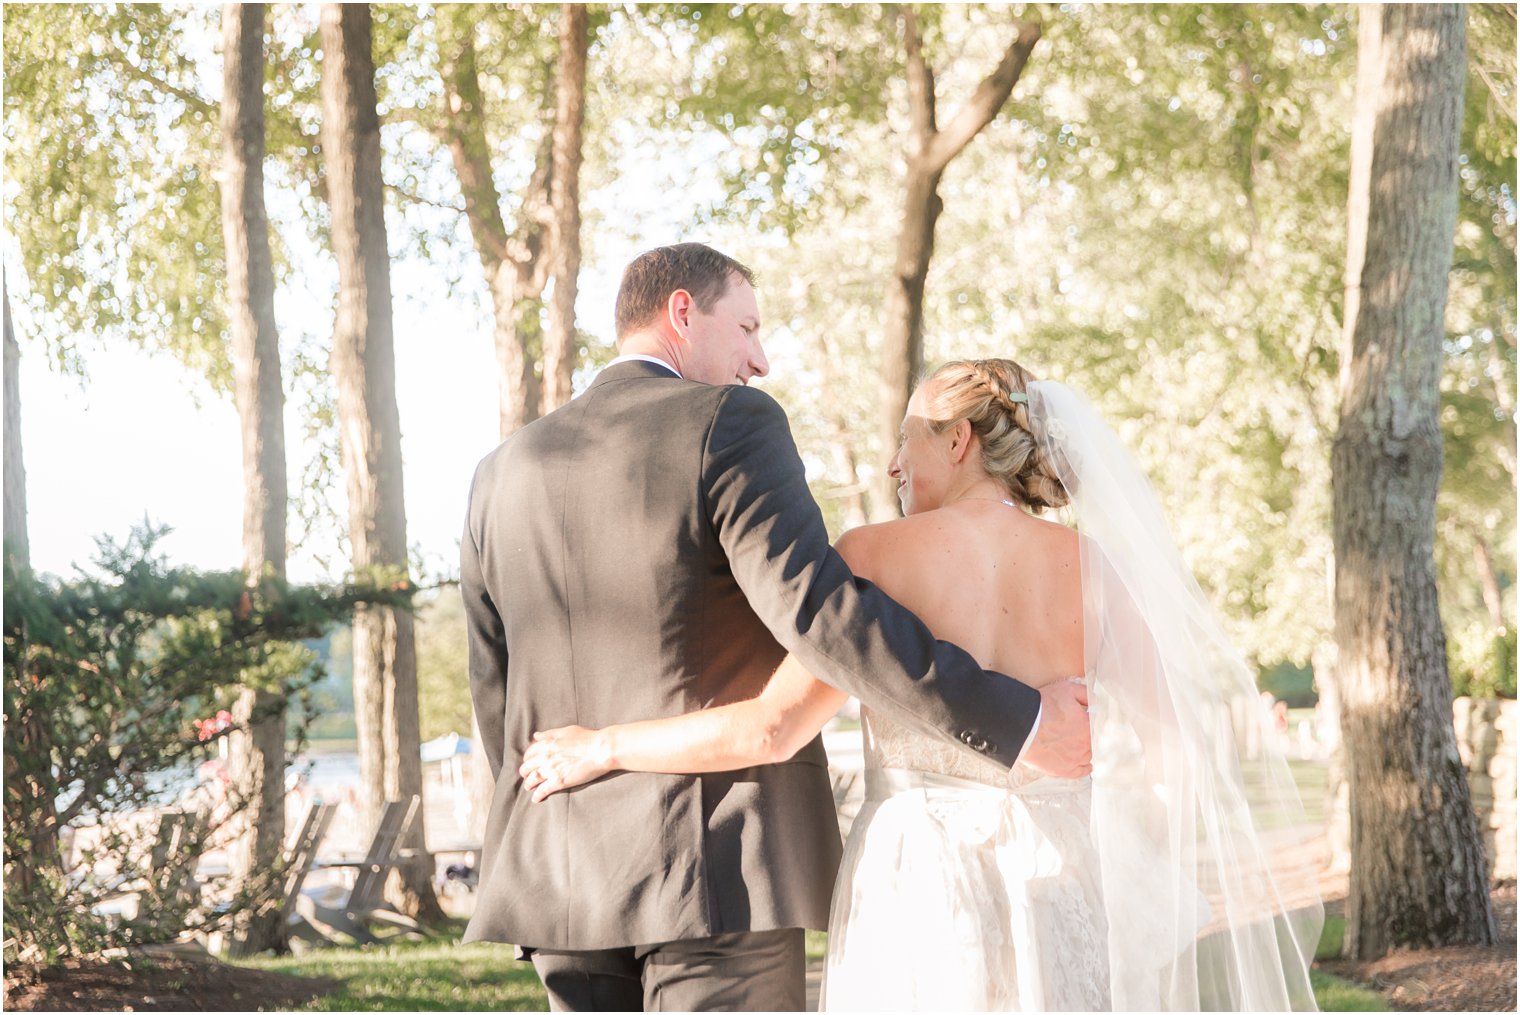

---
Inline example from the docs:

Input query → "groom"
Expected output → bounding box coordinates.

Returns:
[460,242,1091,1011]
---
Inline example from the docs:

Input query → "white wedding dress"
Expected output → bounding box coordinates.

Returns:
[820,380,1323,1012]
[821,705,1111,1011]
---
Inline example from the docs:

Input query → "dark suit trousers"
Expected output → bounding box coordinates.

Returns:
[528,928,805,1012]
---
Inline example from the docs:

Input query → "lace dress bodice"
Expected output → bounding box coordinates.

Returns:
[860,704,1046,791]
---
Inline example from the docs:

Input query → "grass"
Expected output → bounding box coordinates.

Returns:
[1310,916,1390,1011]
[238,927,546,1012]
[238,918,1385,1012]
[1313,969,1390,1011]
[1318,914,1347,960]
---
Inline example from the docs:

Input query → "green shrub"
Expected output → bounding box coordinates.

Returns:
[1449,619,1517,699]
[3,526,412,964]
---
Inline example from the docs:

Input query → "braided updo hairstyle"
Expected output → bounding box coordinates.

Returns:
[922,358,1070,512]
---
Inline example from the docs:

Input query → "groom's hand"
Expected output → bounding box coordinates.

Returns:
[1020,678,1092,780]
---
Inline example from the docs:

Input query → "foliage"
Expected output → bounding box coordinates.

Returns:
[1449,620,1518,700]
[414,587,473,743]
[2,525,415,963]
[718,4,1513,692]
[2,3,226,383]
[1260,662,1317,708]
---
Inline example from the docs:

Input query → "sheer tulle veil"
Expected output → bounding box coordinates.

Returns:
[1027,380,1323,1011]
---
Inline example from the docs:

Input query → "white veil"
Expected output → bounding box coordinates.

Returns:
[1027,380,1323,1011]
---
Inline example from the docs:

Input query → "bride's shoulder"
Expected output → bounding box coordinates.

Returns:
[833,513,953,583]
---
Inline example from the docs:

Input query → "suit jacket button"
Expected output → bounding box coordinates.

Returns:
[971,735,990,752]
[959,730,974,744]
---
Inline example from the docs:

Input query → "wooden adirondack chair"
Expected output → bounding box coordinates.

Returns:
[280,800,340,948]
[293,795,424,946]
[92,807,207,927]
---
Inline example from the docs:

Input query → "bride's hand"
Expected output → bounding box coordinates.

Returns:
[520,726,612,801]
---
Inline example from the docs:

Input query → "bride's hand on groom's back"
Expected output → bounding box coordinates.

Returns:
[1020,678,1093,781]
[521,726,612,802]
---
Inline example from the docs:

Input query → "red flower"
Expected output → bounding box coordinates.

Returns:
[194,710,235,741]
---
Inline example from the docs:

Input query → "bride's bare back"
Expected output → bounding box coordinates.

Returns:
[839,499,1086,690]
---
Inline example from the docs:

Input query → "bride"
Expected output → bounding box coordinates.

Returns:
[520,357,1323,1011]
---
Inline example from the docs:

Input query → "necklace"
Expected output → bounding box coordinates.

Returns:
[955,496,1019,509]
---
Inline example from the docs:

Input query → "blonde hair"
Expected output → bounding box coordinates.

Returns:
[921,358,1069,512]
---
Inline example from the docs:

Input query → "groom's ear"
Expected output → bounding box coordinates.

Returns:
[666,289,695,341]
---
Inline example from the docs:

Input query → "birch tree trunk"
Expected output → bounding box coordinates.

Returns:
[320,1,442,923]
[1333,2,1496,959]
[3,284,61,913]
[4,289,26,569]
[873,11,1041,519]
[437,9,550,440]
[220,1,291,955]
[541,3,588,413]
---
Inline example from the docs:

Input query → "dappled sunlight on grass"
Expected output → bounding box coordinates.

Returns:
[239,931,546,1012]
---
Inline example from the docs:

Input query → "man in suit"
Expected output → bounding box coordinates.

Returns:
[460,243,1091,1011]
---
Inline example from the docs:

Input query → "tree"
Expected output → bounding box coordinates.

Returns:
[218,1,292,956]
[1333,3,1495,958]
[2,5,227,384]
[435,5,551,438]
[1,527,410,964]
[319,1,441,922]
[542,3,589,413]
[431,4,595,433]
[2,282,61,915]
[4,288,26,567]
[873,7,1040,518]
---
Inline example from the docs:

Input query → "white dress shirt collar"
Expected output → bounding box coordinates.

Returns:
[607,353,681,378]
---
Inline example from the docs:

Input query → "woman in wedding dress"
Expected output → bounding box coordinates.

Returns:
[520,358,1322,1011]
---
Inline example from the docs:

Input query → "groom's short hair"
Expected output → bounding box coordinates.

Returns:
[615,243,757,340]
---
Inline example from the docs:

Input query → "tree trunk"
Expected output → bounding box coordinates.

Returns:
[540,3,588,413]
[4,291,28,568]
[3,284,62,922]
[436,9,551,439]
[220,1,290,956]
[828,431,870,531]
[873,12,1041,519]
[1314,641,1352,873]
[1333,2,1494,959]
[320,2,442,923]
[1472,535,1506,631]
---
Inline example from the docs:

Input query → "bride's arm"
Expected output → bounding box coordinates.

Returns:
[521,528,891,800]
[520,653,847,801]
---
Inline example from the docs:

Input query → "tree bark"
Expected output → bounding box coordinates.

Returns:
[219,2,291,956]
[828,432,870,531]
[320,2,442,923]
[3,283,62,922]
[436,9,552,439]
[4,291,27,568]
[1472,534,1506,631]
[541,3,588,413]
[874,11,1041,519]
[1333,2,1495,959]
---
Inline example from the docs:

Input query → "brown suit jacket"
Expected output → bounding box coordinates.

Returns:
[460,359,1040,950]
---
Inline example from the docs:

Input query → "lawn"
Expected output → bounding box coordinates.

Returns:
[240,920,1387,1012]
[240,927,546,1012]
